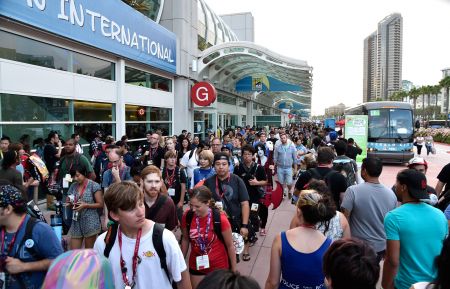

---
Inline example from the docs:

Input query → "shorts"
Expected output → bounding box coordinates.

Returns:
[277,167,293,185]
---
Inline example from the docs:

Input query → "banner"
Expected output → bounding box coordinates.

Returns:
[345,115,368,163]
[0,0,177,74]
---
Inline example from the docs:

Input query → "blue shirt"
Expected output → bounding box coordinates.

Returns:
[280,231,331,289]
[192,167,215,189]
[102,166,132,189]
[5,215,63,289]
[444,204,450,220]
[384,203,448,289]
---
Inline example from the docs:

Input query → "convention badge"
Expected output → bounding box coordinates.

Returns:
[168,188,176,197]
[0,272,4,289]
[125,286,131,289]
[72,211,79,222]
[196,255,210,270]
[215,201,223,210]
[147,160,153,165]
[25,239,34,249]
[232,233,245,255]
[251,203,259,212]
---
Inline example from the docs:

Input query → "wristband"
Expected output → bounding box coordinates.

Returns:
[241,224,248,229]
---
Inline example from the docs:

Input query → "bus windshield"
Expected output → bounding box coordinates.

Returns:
[368,108,413,140]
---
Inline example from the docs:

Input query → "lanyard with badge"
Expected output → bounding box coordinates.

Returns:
[147,147,156,165]
[72,180,88,222]
[118,227,142,289]
[195,209,211,270]
[215,174,230,211]
[0,215,27,288]
[165,168,176,197]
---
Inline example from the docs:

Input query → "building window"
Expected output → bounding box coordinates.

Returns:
[0,93,116,147]
[0,30,115,80]
[125,105,172,139]
[74,101,114,121]
[125,66,172,92]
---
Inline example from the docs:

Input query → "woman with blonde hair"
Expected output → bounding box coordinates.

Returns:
[265,190,335,289]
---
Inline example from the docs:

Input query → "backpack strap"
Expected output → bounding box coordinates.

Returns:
[152,223,176,288]
[15,217,41,260]
[308,168,322,180]
[147,195,168,220]
[103,222,119,258]
[185,210,194,234]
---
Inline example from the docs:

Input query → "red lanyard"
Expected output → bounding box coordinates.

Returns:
[1,215,27,256]
[118,227,142,288]
[165,168,176,187]
[148,147,156,160]
[75,180,89,203]
[215,174,230,198]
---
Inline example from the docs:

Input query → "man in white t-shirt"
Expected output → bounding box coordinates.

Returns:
[94,182,191,289]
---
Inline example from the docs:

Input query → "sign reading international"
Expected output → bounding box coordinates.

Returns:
[191,82,217,107]
[345,115,368,163]
[0,0,177,74]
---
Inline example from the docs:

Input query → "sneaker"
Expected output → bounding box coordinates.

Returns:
[260,229,267,236]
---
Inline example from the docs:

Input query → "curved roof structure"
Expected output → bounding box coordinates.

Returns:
[198,42,313,116]
[198,0,239,46]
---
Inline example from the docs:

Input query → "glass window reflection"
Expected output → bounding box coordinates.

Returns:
[1,94,69,122]
[74,101,114,121]
[125,66,172,92]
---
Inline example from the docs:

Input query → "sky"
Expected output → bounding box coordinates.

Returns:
[205,0,450,116]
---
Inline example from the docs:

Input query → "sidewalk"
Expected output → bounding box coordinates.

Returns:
[236,197,295,288]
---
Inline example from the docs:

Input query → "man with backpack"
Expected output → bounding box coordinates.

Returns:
[0,184,63,289]
[341,157,397,261]
[233,145,267,261]
[142,166,178,231]
[333,140,358,187]
[94,182,191,289]
[203,152,250,260]
[294,146,347,209]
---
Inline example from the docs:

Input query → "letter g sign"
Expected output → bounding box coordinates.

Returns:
[191,82,217,106]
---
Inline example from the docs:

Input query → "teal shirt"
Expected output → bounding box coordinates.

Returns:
[384,203,448,289]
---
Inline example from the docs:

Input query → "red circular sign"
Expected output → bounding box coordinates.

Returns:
[191,82,217,106]
[137,107,145,116]
[288,113,295,119]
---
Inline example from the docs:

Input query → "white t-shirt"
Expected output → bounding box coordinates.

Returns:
[180,149,199,178]
[94,224,187,289]
[411,282,433,289]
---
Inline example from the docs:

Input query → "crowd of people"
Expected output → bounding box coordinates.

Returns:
[0,123,448,289]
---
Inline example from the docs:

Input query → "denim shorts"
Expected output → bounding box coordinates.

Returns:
[277,167,293,185]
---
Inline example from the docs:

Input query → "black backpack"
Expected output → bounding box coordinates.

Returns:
[305,167,336,189]
[103,222,176,289]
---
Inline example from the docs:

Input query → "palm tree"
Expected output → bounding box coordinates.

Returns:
[398,90,408,102]
[408,87,420,114]
[422,85,433,119]
[439,76,450,125]
[431,85,441,119]
[122,0,152,15]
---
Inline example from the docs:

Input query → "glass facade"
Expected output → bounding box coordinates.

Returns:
[0,93,115,146]
[125,105,172,139]
[0,30,115,80]
[122,0,163,22]
[197,0,238,49]
[125,66,172,92]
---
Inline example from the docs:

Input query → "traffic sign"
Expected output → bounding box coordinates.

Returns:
[191,82,217,106]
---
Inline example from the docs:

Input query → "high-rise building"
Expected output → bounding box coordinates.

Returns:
[363,13,403,102]
[363,32,377,103]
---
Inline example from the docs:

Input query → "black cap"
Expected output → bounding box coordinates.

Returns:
[401,169,429,200]
[214,152,230,164]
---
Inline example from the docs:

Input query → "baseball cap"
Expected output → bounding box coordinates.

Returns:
[408,157,428,169]
[400,169,429,200]
[0,185,26,209]
[329,131,338,141]
[214,152,230,164]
